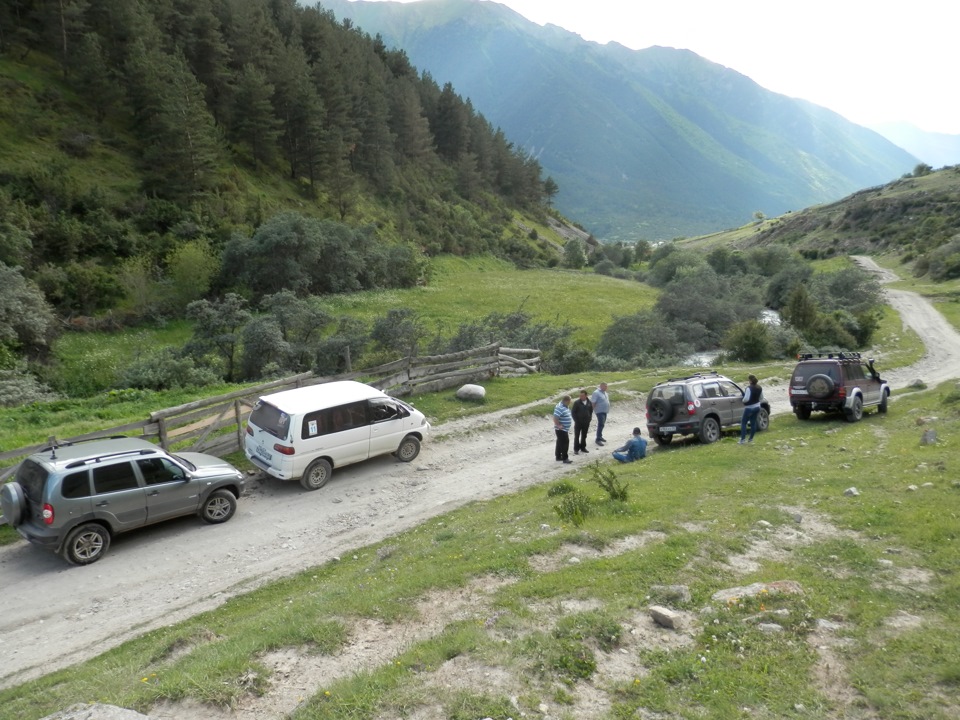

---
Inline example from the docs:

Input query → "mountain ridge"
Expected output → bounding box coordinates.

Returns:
[322,0,918,241]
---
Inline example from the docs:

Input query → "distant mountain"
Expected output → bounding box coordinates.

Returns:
[869,122,960,169]
[322,0,918,241]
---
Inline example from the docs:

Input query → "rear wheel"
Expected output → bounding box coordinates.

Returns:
[652,433,673,447]
[844,396,863,423]
[699,417,721,444]
[795,406,812,421]
[62,523,111,565]
[300,458,332,491]
[395,435,421,462]
[200,489,236,524]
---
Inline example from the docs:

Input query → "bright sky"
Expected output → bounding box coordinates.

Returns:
[368,0,960,135]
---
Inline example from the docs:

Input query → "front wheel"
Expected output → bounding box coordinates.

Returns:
[878,391,889,414]
[62,523,111,565]
[652,433,673,447]
[395,435,421,462]
[300,458,333,491]
[200,489,236,524]
[756,408,770,432]
[844,396,863,423]
[699,417,721,444]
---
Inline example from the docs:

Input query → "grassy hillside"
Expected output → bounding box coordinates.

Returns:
[680,166,960,259]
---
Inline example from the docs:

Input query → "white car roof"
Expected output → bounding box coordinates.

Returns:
[257,380,387,414]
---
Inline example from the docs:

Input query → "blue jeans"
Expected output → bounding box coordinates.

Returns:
[595,412,607,441]
[740,406,760,442]
[612,451,632,463]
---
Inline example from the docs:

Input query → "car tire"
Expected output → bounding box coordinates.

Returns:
[756,407,770,432]
[652,433,673,447]
[648,398,673,423]
[62,523,111,566]
[300,458,332,491]
[806,374,835,398]
[795,406,812,421]
[878,391,889,414]
[844,395,863,423]
[0,481,27,526]
[699,417,721,444]
[200,489,236,524]
[395,435,421,462]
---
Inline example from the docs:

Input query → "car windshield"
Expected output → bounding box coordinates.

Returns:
[170,453,197,471]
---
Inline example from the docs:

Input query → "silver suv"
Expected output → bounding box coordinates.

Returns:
[645,371,771,446]
[0,437,245,565]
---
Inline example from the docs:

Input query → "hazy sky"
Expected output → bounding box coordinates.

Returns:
[362,0,959,135]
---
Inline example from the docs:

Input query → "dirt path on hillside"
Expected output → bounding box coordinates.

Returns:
[2,259,959,693]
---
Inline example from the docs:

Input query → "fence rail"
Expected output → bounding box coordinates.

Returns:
[0,343,540,487]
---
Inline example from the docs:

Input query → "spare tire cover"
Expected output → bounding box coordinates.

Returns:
[806,374,835,399]
[1,481,27,526]
[648,397,674,423]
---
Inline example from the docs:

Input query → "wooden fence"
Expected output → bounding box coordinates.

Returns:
[0,343,540,485]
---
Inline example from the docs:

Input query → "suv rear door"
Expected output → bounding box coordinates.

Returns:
[91,460,147,530]
[854,362,882,405]
[698,380,733,425]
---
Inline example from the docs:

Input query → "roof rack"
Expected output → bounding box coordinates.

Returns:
[665,370,722,382]
[797,352,861,361]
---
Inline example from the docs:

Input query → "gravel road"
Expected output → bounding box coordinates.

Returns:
[2,258,959,691]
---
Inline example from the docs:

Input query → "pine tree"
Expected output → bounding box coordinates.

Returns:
[232,64,281,168]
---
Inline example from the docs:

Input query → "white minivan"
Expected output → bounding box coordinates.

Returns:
[244,380,430,490]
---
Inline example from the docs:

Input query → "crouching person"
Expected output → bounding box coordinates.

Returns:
[612,427,647,463]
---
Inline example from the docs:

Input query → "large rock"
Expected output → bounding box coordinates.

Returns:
[456,384,486,401]
[40,704,151,720]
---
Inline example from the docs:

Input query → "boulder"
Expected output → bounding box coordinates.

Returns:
[456,384,486,401]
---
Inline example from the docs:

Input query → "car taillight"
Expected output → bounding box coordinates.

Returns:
[838,386,846,399]
[42,503,54,525]
[246,424,253,436]
[273,444,295,456]
[687,402,696,415]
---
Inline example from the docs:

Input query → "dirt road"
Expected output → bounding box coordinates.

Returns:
[2,259,959,691]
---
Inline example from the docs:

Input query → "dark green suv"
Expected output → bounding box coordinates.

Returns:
[0,437,245,565]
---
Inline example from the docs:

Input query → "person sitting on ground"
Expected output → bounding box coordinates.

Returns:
[612,427,647,463]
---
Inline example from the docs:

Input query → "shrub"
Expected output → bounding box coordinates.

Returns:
[554,490,593,527]
[588,461,628,502]
[117,348,220,391]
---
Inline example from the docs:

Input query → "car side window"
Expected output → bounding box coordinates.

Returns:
[702,382,721,399]
[92,462,140,494]
[720,380,741,397]
[137,457,186,485]
[61,470,92,499]
[849,364,866,381]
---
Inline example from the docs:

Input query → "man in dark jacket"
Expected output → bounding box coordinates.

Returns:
[571,389,593,455]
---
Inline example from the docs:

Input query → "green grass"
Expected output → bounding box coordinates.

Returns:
[323,255,658,347]
[2,383,958,719]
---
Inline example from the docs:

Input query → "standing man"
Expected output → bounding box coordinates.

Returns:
[739,374,763,444]
[591,382,610,446]
[571,389,593,455]
[612,427,647,463]
[553,394,573,464]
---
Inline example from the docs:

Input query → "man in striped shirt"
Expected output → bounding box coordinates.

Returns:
[553,395,573,464]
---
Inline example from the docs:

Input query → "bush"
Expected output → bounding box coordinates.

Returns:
[554,490,593,527]
[588,461,628,502]
[117,348,220,391]
[547,480,576,497]
[0,365,60,407]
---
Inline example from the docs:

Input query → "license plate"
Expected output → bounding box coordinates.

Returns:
[660,426,677,433]
[254,444,272,461]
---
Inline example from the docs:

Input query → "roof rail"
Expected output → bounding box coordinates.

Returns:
[64,447,159,469]
[797,351,861,361]
[665,370,722,382]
